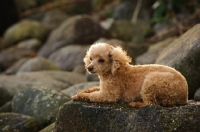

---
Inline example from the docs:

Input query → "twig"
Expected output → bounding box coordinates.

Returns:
[131,0,143,24]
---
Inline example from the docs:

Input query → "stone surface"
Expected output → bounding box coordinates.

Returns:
[38,15,107,57]
[62,81,99,97]
[3,19,47,47]
[0,101,12,112]
[0,47,35,72]
[48,45,89,71]
[5,58,29,75]
[17,57,60,73]
[54,101,200,132]
[156,24,200,99]
[0,71,86,105]
[0,113,41,132]
[136,37,176,64]
[42,11,67,31]
[12,86,70,126]
[194,88,200,101]
[39,123,55,132]
[16,38,42,51]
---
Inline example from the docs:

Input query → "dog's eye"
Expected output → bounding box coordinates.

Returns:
[90,57,92,61]
[98,59,105,63]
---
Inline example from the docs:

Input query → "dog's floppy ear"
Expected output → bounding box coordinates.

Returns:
[110,46,131,75]
[83,51,90,66]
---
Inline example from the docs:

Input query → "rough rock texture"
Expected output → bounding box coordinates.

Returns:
[0,113,41,132]
[38,15,107,57]
[156,24,200,99]
[17,57,60,73]
[54,101,200,132]
[0,47,35,71]
[3,19,47,47]
[12,86,70,126]
[48,45,89,71]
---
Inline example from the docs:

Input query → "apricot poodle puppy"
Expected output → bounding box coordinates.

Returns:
[71,43,188,107]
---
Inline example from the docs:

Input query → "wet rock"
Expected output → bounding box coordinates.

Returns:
[42,11,67,31]
[3,19,47,47]
[12,86,70,126]
[38,15,107,57]
[136,37,176,64]
[49,45,89,71]
[156,24,200,99]
[17,57,60,73]
[0,47,35,71]
[16,38,42,51]
[54,101,200,132]
[62,81,99,97]
[0,113,41,132]
[0,71,86,105]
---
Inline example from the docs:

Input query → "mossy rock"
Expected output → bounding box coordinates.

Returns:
[54,101,200,132]
[0,113,41,132]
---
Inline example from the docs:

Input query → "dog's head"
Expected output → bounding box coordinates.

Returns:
[83,43,131,75]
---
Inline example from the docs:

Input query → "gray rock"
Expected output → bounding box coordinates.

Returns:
[86,73,99,81]
[194,88,200,101]
[156,24,200,99]
[0,71,86,105]
[62,81,99,97]
[5,58,29,75]
[42,11,67,31]
[12,86,70,126]
[54,101,200,132]
[17,57,60,73]
[38,15,107,57]
[3,19,47,47]
[0,47,35,71]
[16,38,42,51]
[0,113,41,132]
[136,37,176,64]
[49,45,89,71]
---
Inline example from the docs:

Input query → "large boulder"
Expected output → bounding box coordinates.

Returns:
[49,45,89,71]
[3,19,47,47]
[12,86,70,126]
[156,24,200,99]
[0,113,41,132]
[54,101,200,132]
[38,15,107,57]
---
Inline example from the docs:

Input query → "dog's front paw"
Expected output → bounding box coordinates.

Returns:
[71,95,79,101]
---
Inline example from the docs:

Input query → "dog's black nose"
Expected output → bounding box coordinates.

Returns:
[88,67,93,72]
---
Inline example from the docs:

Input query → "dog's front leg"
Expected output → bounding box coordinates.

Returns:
[71,91,119,103]
[79,87,100,94]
